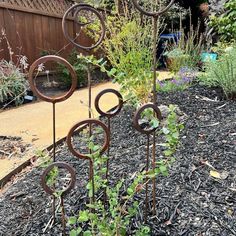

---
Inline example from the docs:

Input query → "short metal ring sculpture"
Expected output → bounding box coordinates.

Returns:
[41,162,76,197]
[62,3,105,50]
[133,103,162,135]
[67,119,110,160]
[95,89,123,118]
[28,55,77,103]
[131,0,175,17]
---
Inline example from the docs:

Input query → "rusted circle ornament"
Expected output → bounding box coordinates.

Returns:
[67,119,110,160]
[131,0,175,17]
[41,162,76,197]
[133,103,162,135]
[29,55,77,103]
[95,89,123,118]
[62,4,105,50]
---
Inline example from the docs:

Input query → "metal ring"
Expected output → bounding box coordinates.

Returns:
[28,55,77,103]
[67,119,110,160]
[131,0,175,17]
[95,89,123,118]
[133,103,162,135]
[41,162,76,197]
[62,4,105,50]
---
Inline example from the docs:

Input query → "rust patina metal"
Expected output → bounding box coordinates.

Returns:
[132,0,174,216]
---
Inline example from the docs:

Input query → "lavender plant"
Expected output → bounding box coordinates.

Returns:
[157,67,197,93]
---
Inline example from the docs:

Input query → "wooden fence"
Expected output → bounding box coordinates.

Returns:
[0,0,90,64]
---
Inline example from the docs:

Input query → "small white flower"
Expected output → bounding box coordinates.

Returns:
[45,70,50,74]
[19,56,29,70]
[37,63,45,72]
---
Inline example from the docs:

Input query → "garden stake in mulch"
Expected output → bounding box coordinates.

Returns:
[29,55,77,220]
[132,0,174,215]
[41,162,76,236]
[133,103,162,221]
[95,89,123,180]
[66,119,110,204]
[95,89,123,202]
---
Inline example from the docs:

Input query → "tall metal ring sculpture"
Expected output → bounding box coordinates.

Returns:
[41,162,76,235]
[133,103,162,221]
[62,3,105,50]
[95,89,123,203]
[29,55,77,104]
[67,119,110,203]
[132,0,174,216]
[29,55,77,162]
[95,89,123,118]
[67,119,110,160]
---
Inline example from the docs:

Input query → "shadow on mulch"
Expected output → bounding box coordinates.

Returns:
[0,84,235,236]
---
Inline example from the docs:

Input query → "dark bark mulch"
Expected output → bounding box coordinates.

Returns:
[0,84,235,236]
[0,136,31,160]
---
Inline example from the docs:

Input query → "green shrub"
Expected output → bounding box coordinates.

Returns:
[164,20,204,74]
[0,60,28,106]
[199,46,236,99]
[57,50,88,88]
[209,0,236,42]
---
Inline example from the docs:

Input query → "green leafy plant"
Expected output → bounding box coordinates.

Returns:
[0,60,28,106]
[57,49,88,88]
[164,17,204,74]
[160,105,184,157]
[209,0,236,42]
[102,13,157,107]
[0,29,29,108]
[198,45,236,99]
[67,108,184,235]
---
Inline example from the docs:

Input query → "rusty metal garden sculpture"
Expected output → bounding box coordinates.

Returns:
[29,1,174,233]
[29,55,77,226]
[41,162,76,235]
[62,4,123,204]
[131,0,174,216]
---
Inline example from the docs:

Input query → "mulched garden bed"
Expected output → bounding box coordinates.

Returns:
[0,136,31,160]
[0,84,235,236]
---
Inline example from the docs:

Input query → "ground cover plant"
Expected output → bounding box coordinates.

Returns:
[199,45,236,99]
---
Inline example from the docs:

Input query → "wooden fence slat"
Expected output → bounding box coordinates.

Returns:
[0,0,92,64]
[0,8,7,60]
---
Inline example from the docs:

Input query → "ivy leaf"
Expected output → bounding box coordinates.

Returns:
[67,216,77,225]
[162,127,170,134]
[159,165,167,173]
[78,210,89,222]
[70,229,77,236]
[83,230,92,236]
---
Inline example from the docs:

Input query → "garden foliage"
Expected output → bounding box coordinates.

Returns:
[209,0,236,42]
[0,29,28,107]
[66,106,184,236]
[199,45,236,99]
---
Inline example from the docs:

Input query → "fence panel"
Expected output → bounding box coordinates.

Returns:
[0,1,89,64]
